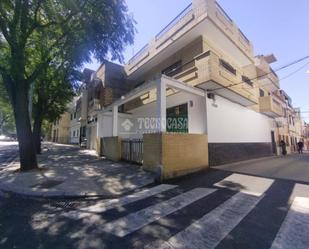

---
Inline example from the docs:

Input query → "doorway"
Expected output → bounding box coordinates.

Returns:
[271,131,276,154]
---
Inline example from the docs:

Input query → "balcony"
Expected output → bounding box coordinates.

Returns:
[259,95,284,117]
[195,51,258,106]
[125,0,254,79]
[256,60,279,92]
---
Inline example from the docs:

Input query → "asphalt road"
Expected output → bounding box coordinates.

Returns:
[1,143,309,249]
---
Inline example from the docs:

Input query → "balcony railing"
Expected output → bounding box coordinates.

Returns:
[215,2,233,23]
[238,29,250,44]
[155,3,193,41]
[259,95,284,117]
[127,44,149,65]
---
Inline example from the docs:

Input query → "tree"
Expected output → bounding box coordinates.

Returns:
[0,80,15,134]
[32,64,76,154]
[0,0,135,171]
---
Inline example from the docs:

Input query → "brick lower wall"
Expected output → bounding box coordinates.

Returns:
[143,133,209,180]
[162,134,209,179]
[209,142,273,166]
[101,137,121,161]
[143,134,162,172]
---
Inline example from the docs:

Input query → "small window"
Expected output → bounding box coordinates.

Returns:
[73,130,76,137]
[70,114,73,120]
[162,61,182,77]
[242,76,253,86]
[73,112,76,119]
[219,59,236,75]
[77,130,79,137]
[259,89,265,97]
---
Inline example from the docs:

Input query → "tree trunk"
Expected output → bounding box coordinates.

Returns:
[33,112,43,154]
[13,87,38,171]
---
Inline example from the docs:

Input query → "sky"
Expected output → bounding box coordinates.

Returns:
[84,0,309,122]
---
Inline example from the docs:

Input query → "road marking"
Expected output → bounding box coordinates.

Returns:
[214,173,274,196]
[271,197,309,249]
[102,188,216,237]
[80,184,177,213]
[156,192,263,249]
[62,184,177,220]
[290,183,309,200]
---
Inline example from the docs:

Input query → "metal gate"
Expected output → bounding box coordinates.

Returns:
[121,139,143,164]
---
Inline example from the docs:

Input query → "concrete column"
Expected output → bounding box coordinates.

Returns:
[156,78,166,133]
[112,105,118,136]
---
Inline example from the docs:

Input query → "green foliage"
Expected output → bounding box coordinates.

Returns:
[32,63,75,123]
[0,0,135,168]
[0,79,15,134]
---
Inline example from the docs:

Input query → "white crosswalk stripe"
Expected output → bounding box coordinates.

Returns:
[81,184,177,213]
[62,184,177,220]
[154,192,264,249]
[214,173,274,197]
[102,188,216,237]
[271,196,309,249]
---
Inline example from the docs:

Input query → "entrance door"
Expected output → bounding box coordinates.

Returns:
[271,131,276,154]
[166,103,188,133]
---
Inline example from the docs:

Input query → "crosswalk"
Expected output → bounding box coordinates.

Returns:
[62,173,309,249]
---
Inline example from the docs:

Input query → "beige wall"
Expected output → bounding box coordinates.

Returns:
[51,112,70,143]
[101,136,121,161]
[143,133,209,180]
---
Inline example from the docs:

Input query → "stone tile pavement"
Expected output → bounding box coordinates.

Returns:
[0,143,156,198]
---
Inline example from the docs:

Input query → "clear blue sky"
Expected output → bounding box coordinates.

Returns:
[84,0,309,121]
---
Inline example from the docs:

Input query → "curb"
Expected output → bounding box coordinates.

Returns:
[0,179,156,200]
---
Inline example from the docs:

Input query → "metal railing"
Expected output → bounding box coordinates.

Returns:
[127,44,149,65]
[155,3,193,41]
[238,29,250,44]
[121,139,143,164]
[215,2,233,23]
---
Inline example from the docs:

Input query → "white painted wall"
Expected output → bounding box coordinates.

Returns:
[97,92,206,139]
[207,95,275,143]
[130,91,207,136]
[96,92,274,144]
[69,121,80,144]
[97,112,135,139]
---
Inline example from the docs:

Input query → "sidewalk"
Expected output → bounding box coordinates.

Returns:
[0,143,156,198]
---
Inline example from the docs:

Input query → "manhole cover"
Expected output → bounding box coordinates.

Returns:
[31,180,63,189]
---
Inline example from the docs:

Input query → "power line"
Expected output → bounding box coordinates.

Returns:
[280,61,309,81]
[208,55,309,92]
[241,60,309,91]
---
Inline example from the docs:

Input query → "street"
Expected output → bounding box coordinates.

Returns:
[1,142,309,249]
[0,141,18,169]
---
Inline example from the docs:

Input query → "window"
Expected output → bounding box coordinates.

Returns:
[162,61,182,77]
[73,130,76,137]
[259,89,265,97]
[73,112,76,119]
[242,76,253,86]
[219,59,236,75]
[70,114,73,120]
[77,130,79,137]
